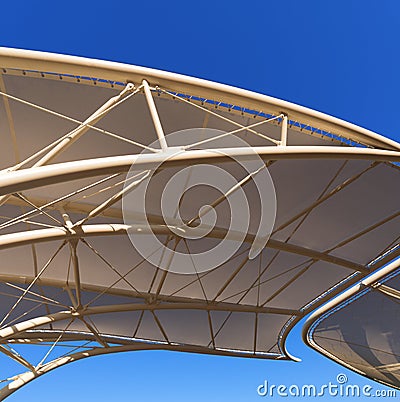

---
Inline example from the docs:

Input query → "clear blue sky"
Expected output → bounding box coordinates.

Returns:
[0,1,399,401]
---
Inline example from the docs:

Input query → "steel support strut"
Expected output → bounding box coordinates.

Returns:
[0,82,135,208]
[142,80,168,151]
[33,82,135,166]
[280,113,288,146]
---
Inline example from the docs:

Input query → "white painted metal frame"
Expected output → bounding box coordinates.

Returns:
[0,147,398,196]
[1,47,399,151]
[0,47,398,400]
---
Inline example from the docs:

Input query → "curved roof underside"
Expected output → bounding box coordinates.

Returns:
[0,48,398,398]
[304,258,400,390]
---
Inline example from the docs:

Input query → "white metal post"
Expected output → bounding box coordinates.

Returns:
[281,113,288,146]
[142,79,168,151]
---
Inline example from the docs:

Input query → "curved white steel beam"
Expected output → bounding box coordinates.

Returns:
[0,48,399,151]
[0,224,367,272]
[0,341,283,400]
[0,300,295,400]
[0,147,399,196]
[0,303,298,345]
[0,47,398,401]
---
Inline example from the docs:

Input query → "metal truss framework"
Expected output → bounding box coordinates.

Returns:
[0,48,398,399]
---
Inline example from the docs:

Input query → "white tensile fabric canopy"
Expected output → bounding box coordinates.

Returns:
[304,257,400,390]
[0,48,398,399]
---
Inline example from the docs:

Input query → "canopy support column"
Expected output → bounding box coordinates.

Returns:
[142,79,168,151]
[280,113,288,146]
